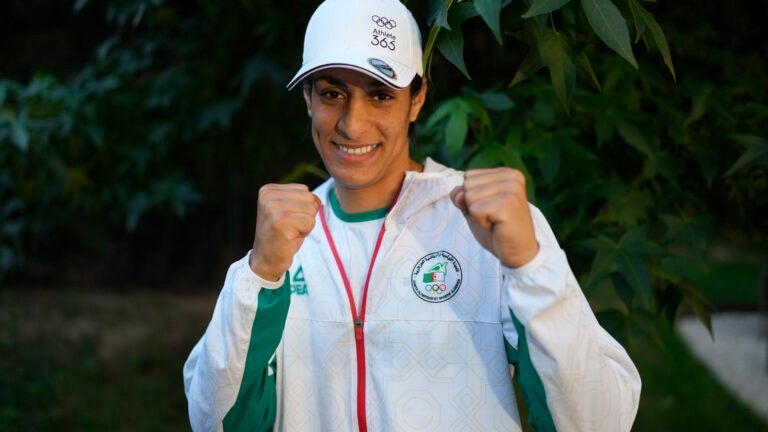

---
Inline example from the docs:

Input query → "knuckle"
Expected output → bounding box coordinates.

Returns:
[258,183,277,195]
[500,166,523,181]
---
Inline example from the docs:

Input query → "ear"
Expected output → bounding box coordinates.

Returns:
[408,77,428,123]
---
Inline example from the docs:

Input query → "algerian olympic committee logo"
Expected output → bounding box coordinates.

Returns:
[411,251,462,303]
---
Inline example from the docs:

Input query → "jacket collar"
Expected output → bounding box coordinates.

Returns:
[311,157,462,230]
[390,158,462,225]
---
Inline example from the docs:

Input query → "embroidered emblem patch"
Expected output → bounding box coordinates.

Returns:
[411,251,462,303]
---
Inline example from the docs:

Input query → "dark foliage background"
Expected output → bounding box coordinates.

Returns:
[1,0,766,340]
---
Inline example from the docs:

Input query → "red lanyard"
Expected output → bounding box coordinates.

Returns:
[317,184,402,432]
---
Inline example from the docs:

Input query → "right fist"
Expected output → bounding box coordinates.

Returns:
[249,183,321,281]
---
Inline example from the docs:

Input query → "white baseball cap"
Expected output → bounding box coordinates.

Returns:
[286,0,424,90]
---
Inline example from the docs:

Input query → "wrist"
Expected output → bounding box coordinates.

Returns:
[248,252,284,282]
[500,242,540,268]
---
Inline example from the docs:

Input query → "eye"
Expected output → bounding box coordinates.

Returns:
[372,92,394,102]
[322,90,344,100]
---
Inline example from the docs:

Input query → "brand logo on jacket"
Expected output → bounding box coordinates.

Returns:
[411,251,462,303]
[290,266,308,295]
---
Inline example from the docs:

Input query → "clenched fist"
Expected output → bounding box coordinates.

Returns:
[249,184,321,281]
[449,168,539,268]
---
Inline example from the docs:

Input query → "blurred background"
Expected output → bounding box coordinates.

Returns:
[0,0,766,430]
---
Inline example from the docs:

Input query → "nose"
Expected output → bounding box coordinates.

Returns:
[336,96,371,140]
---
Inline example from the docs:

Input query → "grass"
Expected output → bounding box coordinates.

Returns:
[631,318,767,431]
[1,280,766,431]
[0,289,214,432]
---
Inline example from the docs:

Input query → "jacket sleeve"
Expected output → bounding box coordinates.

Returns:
[501,205,641,432]
[183,252,291,432]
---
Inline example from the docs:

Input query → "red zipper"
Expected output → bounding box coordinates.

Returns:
[318,184,402,432]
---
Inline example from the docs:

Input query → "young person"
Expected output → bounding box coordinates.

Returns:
[184,0,641,430]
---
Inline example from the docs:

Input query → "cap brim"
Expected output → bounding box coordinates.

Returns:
[286,52,417,90]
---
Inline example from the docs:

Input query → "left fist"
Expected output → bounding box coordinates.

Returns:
[449,167,539,268]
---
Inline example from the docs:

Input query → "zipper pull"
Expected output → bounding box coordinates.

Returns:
[354,318,364,340]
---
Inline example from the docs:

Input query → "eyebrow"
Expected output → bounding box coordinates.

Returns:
[313,74,387,89]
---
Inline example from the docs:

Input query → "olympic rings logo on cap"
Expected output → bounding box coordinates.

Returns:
[372,15,396,29]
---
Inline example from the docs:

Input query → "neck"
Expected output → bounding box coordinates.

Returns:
[334,159,423,214]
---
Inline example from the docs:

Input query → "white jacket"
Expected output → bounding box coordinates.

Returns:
[184,159,641,431]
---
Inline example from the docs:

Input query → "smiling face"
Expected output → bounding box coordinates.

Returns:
[303,68,427,210]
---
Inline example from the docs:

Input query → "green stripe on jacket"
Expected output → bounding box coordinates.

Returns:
[223,272,291,432]
[505,308,558,432]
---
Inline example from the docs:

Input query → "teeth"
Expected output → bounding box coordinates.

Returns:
[337,143,378,155]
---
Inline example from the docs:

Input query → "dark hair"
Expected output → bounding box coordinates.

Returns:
[302,73,425,139]
[408,74,423,96]
[406,75,423,140]
[302,74,423,97]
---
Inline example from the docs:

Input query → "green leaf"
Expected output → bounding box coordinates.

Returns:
[425,97,474,160]
[280,162,330,183]
[725,134,768,175]
[539,135,561,184]
[126,193,150,231]
[196,99,240,131]
[467,143,504,169]
[423,24,442,78]
[615,118,655,161]
[626,0,646,42]
[576,52,602,91]
[462,96,492,127]
[446,107,469,159]
[478,90,516,110]
[684,84,711,128]
[618,225,665,256]
[428,0,452,29]
[615,250,651,306]
[537,30,576,112]
[10,115,29,151]
[432,3,484,80]
[594,113,615,146]
[522,0,571,18]
[615,226,663,307]
[665,215,713,253]
[583,235,618,286]
[580,0,637,68]
[504,129,537,201]
[596,188,654,227]
[531,95,557,126]
[132,3,147,27]
[509,48,544,87]
[436,23,471,80]
[475,0,504,44]
[692,145,719,187]
[425,97,463,129]
[680,281,714,336]
[451,2,482,23]
[595,309,629,345]
[583,226,663,300]
[627,0,675,80]
[611,273,635,309]
[73,0,89,13]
